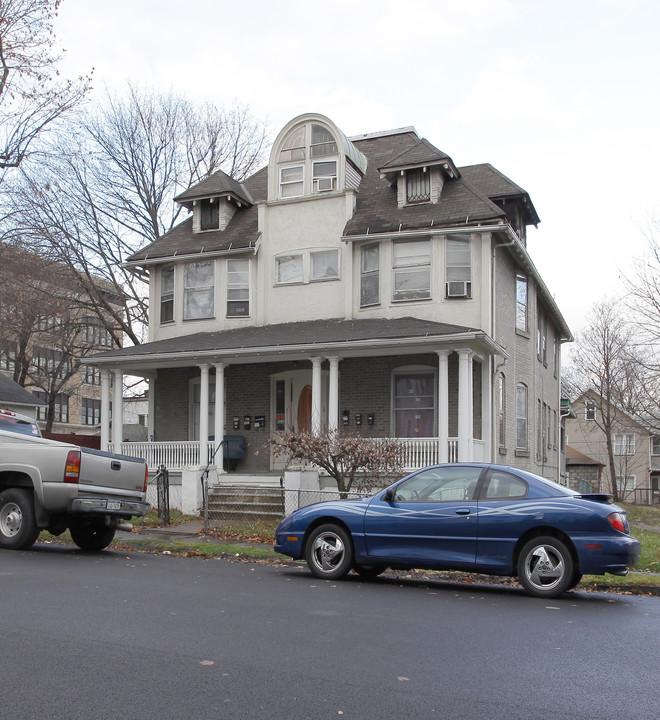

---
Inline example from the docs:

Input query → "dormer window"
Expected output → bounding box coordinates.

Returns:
[406,168,430,203]
[200,199,219,230]
[310,124,337,157]
[313,160,337,192]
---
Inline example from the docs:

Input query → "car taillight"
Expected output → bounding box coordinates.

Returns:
[608,512,627,533]
[64,450,81,483]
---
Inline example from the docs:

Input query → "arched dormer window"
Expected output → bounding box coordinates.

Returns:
[277,122,339,198]
[270,114,369,202]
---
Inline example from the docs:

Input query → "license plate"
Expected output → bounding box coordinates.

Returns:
[107,500,121,510]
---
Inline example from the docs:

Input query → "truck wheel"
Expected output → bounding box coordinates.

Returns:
[69,519,116,552]
[0,488,40,550]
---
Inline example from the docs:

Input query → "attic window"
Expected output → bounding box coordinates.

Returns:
[406,169,430,203]
[200,199,220,230]
[310,124,337,158]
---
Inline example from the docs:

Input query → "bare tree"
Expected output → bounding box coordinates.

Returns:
[0,0,90,171]
[269,430,405,497]
[5,87,269,345]
[567,298,649,501]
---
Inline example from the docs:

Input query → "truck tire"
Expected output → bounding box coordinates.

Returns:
[0,488,41,550]
[69,519,116,552]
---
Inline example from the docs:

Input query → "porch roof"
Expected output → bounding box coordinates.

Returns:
[86,317,504,373]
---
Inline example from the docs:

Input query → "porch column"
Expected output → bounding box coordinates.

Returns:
[327,356,340,432]
[199,364,210,466]
[214,362,226,473]
[111,368,123,450]
[457,349,473,461]
[311,356,323,435]
[436,350,450,463]
[100,368,111,451]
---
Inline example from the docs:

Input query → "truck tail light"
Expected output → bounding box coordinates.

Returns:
[64,450,81,483]
[143,464,149,493]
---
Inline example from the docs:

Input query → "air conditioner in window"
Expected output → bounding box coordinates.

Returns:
[316,176,335,192]
[446,281,470,298]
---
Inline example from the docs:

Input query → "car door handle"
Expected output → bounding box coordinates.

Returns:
[455,508,471,515]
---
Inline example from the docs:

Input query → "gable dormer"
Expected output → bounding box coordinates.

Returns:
[175,170,254,233]
[268,113,367,202]
[378,139,459,209]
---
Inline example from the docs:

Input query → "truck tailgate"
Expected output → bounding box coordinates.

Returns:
[79,448,146,495]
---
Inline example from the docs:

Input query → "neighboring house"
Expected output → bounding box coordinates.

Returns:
[0,244,122,436]
[565,445,603,494]
[123,394,149,441]
[87,112,572,487]
[0,373,45,418]
[566,391,660,504]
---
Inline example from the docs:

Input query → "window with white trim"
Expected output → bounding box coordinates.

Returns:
[393,239,431,302]
[275,254,303,284]
[161,265,174,323]
[184,261,215,320]
[614,433,635,455]
[310,249,339,281]
[312,160,337,192]
[585,400,596,420]
[445,235,472,298]
[360,243,380,307]
[279,166,304,198]
[498,375,506,448]
[227,258,250,317]
[277,123,339,198]
[652,436,660,455]
[616,475,636,496]
[393,370,435,437]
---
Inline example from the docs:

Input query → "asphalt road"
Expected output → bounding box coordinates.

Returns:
[1,543,659,720]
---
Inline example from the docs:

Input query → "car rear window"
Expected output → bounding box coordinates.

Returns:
[0,415,41,436]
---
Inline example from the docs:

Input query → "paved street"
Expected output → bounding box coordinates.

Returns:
[1,544,659,720]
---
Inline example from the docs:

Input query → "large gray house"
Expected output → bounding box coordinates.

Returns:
[88,112,571,499]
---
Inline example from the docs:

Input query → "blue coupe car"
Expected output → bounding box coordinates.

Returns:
[274,463,641,597]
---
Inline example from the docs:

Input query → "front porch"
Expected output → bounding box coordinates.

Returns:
[113,436,488,474]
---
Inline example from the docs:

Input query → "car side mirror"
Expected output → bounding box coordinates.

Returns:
[383,488,395,503]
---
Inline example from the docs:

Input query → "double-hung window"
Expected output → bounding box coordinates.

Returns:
[184,261,215,320]
[516,384,528,450]
[516,274,528,331]
[393,239,431,302]
[82,398,101,426]
[312,160,337,192]
[161,265,174,323]
[227,259,250,317]
[279,166,304,198]
[445,235,472,298]
[614,433,635,455]
[498,375,506,448]
[652,436,660,456]
[360,243,380,307]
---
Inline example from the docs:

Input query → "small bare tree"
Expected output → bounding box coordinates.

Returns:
[269,430,405,497]
[0,0,90,171]
[567,298,649,501]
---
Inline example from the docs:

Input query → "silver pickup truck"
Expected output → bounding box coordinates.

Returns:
[0,408,149,551]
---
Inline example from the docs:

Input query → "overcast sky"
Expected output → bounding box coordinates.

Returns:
[53,0,660,336]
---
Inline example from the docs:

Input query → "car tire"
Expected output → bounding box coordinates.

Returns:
[517,535,575,598]
[69,519,116,552]
[305,524,353,580]
[353,564,386,579]
[0,488,40,550]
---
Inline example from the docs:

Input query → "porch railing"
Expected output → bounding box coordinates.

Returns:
[112,437,486,472]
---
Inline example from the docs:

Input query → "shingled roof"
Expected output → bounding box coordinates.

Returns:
[175,169,255,207]
[0,374,45,407]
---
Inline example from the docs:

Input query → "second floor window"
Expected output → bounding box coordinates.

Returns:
[227,259,250,317]
[585,401,596,420]
[83,366,102,386]
[614,434,635,455]
[161,265,174,323]
[498,375,506,448]
[445,235,472,298]
[0,341,16,371]
[393,239,431,302]
[360,243,380,307]
[652,436,660,455]
[516,274,528,331]
[275,254,303,284]
[184,261,215,320]
[310,250,339,281]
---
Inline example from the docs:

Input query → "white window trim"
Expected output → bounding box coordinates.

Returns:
[226,257,251,318]
[310,248,340,282]
[275,253,304,285]
[279,165,305,199]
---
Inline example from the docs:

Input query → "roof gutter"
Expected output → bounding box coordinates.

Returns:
[123,244,258,269]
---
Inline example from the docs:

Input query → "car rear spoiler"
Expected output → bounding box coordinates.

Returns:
[576,493,613,503]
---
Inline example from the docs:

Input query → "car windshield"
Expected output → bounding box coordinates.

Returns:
[0,415,41,437]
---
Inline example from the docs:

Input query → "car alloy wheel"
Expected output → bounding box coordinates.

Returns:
[305,524,353,580]
[517,535,574,598]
